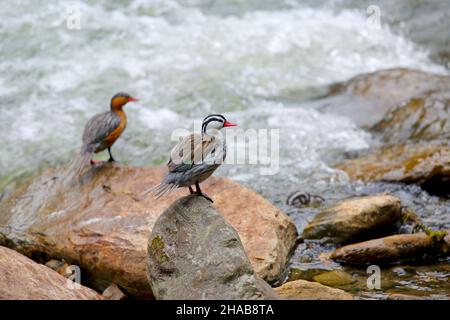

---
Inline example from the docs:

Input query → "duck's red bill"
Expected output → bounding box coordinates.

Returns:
[223,121,237,127]
[128,97,139,102]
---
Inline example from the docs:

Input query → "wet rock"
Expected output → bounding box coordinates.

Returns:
[302,195,403,243]
[286,241,342,283]
[312,270,356,287]
[330,231,450,265]
[274,280,353,300]
[0,246,103,300]
[147,196,278,300]
[337,142,450,197]
[387,293,431,300]
[102,283,126,300]
[372,91,450,143]
[331,69,450,103]
[0,165,297,298]
[331,68,450,197]
[431,50,450,69]
[287,264,336,282]
[326,68,450,127]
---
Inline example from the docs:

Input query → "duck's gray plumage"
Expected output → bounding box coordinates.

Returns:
[82,111,122,153]
[144,132,227,199]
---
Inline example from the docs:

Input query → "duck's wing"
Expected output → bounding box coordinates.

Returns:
[167,133,217,173]
[82,111,121,151]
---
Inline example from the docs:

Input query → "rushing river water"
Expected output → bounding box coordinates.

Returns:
[1,0,449,299]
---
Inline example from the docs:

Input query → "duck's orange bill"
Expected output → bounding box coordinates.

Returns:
[128,97,139,102]
[223,121,237,127]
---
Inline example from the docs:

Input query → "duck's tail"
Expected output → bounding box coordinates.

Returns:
[70,150,92,177]
[138,181,179,201]
[63,149,92,184]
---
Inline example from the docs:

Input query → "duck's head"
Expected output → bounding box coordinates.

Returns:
[202,114,237,136]
[110,92,139,110]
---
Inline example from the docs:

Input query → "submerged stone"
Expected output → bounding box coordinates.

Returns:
[274,279,353,300]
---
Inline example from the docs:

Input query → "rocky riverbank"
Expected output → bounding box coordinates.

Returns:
[330,68,450,197]
[0,164,298,299]
[1,163,362,300]
[1,69,449,300]
[284,68,450,300]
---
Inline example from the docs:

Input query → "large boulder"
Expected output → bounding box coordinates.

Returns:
[302,195,403,243]
[0,164,297,298]
[330,69,450,197]
[325,68,450,128]
[274,279,353,300]
[372,91,450,143]
[147,196,278,300]
[337,142,450,197]
[331,69,450,104]
[330,231,450,265]
[0,246,103,300]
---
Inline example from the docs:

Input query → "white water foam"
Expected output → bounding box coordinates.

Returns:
[0,1,445,184]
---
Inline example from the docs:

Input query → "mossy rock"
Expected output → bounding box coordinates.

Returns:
[324,68,450,128]
[337,142,450,197]
[313,270,356,287]
[287,265,336,282]
[149,235,169,263]
[372,91,450,143]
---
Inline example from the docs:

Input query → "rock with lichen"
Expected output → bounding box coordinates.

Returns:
[325,68,450,128]
[329,69,450,197]
[147,195,278,300]
[372,91,450,143]
[337,142,450,197]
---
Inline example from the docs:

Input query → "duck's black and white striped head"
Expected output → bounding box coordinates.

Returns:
[202,114,236,135]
